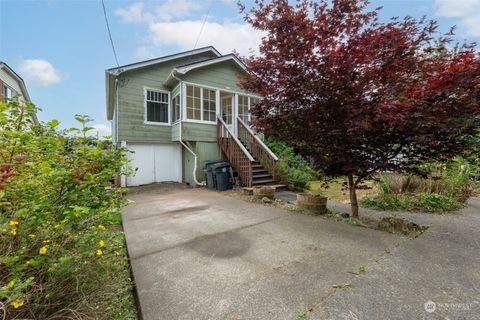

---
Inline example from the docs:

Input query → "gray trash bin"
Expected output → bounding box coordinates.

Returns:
[211,162,232,191]
[203,160,225,189]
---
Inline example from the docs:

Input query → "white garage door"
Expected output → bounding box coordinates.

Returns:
[126,143,181,186]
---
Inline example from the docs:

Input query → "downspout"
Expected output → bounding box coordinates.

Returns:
[114,78,119,146]
[172,72,204,187]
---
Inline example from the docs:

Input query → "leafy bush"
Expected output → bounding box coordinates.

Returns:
[361,158,476,213]
[0,100,135,319]
[361,192,463,213]
[265,139,317,190]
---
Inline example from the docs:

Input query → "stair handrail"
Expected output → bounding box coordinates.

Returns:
[217,116,254,161]
[237,117,279,161]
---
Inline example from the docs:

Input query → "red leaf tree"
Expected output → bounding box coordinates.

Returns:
[239,0,480,217]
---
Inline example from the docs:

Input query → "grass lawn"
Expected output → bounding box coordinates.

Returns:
[308,178,378,203]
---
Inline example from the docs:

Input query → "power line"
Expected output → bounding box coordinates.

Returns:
[193,2,213,50]
[101,0,119,67]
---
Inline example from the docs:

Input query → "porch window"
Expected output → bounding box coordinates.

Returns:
[220,91,234,125]
[172,94,180,122]
[203,88,216,122]
[145,89,169,123]
[238,95,249,122]
[186,85,201,120]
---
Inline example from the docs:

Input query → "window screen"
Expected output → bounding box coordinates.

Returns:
[146,90,169,123]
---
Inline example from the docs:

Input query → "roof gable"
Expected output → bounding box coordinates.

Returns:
[174,54,247,74]
[107,46,221,75]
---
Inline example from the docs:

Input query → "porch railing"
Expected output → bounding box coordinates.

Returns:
[217,116,254,187]
[237,117,278,180]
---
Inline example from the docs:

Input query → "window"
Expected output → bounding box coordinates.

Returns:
[220,91,233,125]
[238,95,249,122]
[145,89,169,123]
[172,94,180,122]
[3,84,16,101]
[186,85,201,120]
[203,89,216,122]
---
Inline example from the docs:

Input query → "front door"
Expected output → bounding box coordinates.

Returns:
[220,91,235,133]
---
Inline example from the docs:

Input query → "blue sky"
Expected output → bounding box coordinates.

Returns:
[1,0,479,136]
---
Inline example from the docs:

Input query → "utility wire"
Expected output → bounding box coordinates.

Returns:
[101,0,119,67]
[193,1,213,50]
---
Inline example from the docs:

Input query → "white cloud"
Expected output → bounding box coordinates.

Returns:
[116,2,153,23]
[116,1,263,57]
[19,59,62,87]
[88,124,111,138]
[147,19,263,56]
[116,0,200,23]
[435,0,480,37]
[134,46,156,59]
[154,0,201,22]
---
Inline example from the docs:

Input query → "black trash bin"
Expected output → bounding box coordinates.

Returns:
[203,160,225,189]
[211,162,233,191]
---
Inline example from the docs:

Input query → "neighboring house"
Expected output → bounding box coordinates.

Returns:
[0,61,39,124]
[106,46,279,187]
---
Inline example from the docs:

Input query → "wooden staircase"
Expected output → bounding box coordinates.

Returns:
[217,116,283,188]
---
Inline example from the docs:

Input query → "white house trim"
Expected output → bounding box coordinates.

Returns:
[143,86,171,126]
[175,54,247,74]
[107,46,221,75]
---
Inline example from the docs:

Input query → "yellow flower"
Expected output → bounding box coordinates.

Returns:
[98,224,106,231]
[98,240,105,247]
[9,220,19,226]
[42,239,51,243]
[7,280,15,288]
[11,297,24,309]
[10,228,17,235]
[39,246,47,255]
[96,249,103,256]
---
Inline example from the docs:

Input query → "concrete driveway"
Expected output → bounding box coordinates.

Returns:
[122,184,403,320]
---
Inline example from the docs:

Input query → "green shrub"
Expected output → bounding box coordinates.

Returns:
[362,158,476,213]
[0,100,135,319]
[361,193,463,213]
[265,139,317,190]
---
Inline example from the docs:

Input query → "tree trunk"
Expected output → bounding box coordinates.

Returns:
[348,174,359,218]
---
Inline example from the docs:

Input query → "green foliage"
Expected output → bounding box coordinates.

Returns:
[361,158,476,213]
[265,139,317,190]
[361,193,463,213]
[0,100,135,319]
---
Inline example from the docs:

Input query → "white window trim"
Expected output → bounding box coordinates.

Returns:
[144,86,171,126]
[182,81,261,125]
[172,93,181,124]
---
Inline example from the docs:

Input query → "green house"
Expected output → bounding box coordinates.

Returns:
[106,46,278,187]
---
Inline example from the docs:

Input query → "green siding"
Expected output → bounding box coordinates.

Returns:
[182,141,222,185]
[181,60,248,93]
[182,123,217,142]
[171,122,180,141]
[116,52,216,142]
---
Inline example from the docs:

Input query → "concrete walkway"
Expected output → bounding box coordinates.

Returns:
[123,184,480,319]
[122,185,403,320]
[314,198,480,319]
